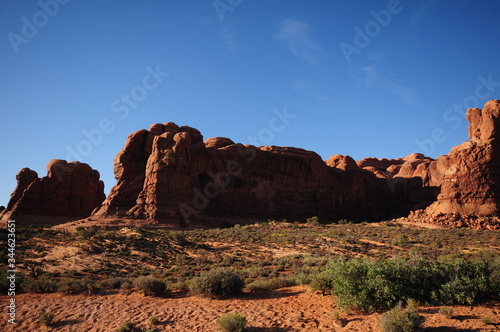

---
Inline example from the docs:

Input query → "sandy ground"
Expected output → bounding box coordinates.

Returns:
[1,286,499,332]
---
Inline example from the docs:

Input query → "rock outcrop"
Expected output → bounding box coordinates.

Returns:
[407,100,500,229]
[4,100,500,229]
[93,123,400,226]
[0,160,105,226]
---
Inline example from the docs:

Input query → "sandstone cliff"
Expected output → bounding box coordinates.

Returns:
[4,100,500,229]
[408,100,500,229]
[0,160,105,226]
[93,122,433,226]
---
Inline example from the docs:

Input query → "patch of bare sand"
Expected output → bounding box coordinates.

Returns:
[2,286,499,332]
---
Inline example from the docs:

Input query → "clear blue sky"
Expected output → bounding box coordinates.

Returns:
[1,0,500,206]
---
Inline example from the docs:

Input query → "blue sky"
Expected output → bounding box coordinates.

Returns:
[1,0,500,206]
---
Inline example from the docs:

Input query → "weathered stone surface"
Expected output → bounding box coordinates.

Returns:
[400,100,500,228]
[7,100,500,230]
[423,101,500,217]
[0,160,105,226]
[93,124,396,226]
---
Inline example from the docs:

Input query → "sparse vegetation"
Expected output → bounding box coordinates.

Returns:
[481,315,493,325]
[189,268,244,298]
[39,311,55,326]
[379,300,424,332]
[22,275,58,293]
[132,276,165,297]
[216,313,247,332]
[439,307,454,319]
[245,276,296,292]
[76,226,98,240]
[311,256,500,311]
[116,320,135,332]
[148,315,159,325]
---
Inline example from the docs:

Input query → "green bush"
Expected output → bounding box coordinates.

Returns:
[312,256,499,311]
[58,277,99,295]
[439,307,453,319]
[132,276,165,296]
[149,315,159,325]
[379,301,424,332]
[99,277,128,289]
[189,268,244,298]
[21,275,58,293]
[116,320,135,332]
[245,277,296,292]
[76,226,98,240]
[39,311,55,326]
[216,313,247,332]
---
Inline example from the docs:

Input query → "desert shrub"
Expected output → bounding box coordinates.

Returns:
[391,234,409,247]
[313,256,500,310]
[100,277,128,289]
[76,226,98,240]
[132,276,165,296]
[116,320,135,332]
[166,280,189,292]
[120,280,133,294]
[306,216,320,226]
[58,277,99,295]
[216,313,247,332]
[438,258,492,305]
[379,301,424,332]
[310,270,336,295]
[189,268,244,298]
[439,307,454,319]
[21,275,58,293]
[39,311,55,326]
[149,315,159,325]
[245,277,296,292]
[481,315,493,325]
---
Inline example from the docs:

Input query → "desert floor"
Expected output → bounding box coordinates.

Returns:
[1,286,499,332]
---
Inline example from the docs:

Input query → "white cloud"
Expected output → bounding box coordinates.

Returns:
[355,64,419,105]
[274,18,324,64]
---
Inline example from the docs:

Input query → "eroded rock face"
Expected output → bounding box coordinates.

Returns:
[423,100,500,218]
[0,160,105,226]
[93,123,397,225]
[95,99,500,229]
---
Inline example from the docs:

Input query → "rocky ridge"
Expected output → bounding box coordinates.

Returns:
[3,100,500,229]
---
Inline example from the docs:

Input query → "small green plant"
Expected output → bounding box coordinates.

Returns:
[379,301,424,332]
[21,275,58,293]
[116,320,135,332]
[332,310,340,320]
[294,312,303,321]
[76,226,98,240]
[245,277,295,292]
[58,278,99,295]
[189,268,244,298]
[306,216,320,226]
[391,234,409,247]
[439,306,454,319]
[39,311,55,326]
[132,276,165,296]
[149,315,159,325]
[481,315,493,325]
[216,313,247,332]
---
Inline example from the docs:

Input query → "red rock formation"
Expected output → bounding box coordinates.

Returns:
[423,100,500,218]
[0,160,105,226]
[93,124,394,226]
[6,100,500,230]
